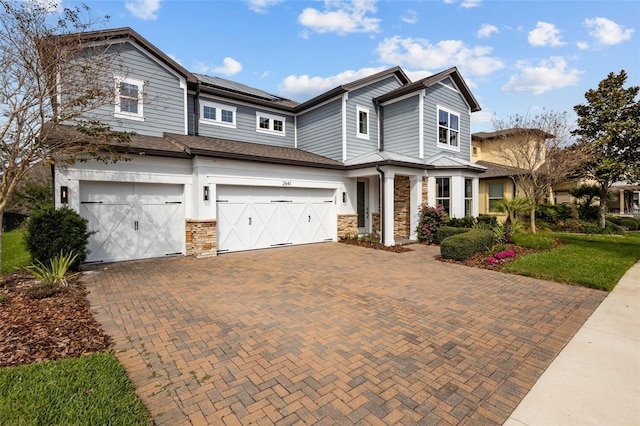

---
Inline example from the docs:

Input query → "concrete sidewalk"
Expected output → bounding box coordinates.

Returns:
[505,260,640,425]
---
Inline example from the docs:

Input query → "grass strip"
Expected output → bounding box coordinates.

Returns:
[1,229,30,273]
[0,351,150,425]
[504,232,640,291]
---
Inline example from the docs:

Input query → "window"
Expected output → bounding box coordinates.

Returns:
[256,112,285,135]
[115,77,144,121]
[465,178,473,217]
[488,183,504,212]
[200,101,236,128]
[436,177,451,215]
[438,107,459,148]
[472,146,478,157]
[356,105,369,139]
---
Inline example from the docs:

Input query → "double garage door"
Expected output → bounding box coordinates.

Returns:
[80,182,185,263]
[216,186,335,253]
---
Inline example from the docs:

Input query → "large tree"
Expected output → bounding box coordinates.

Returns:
[572,70,640,228]
[491,111,590,233]
[0,0,130,270]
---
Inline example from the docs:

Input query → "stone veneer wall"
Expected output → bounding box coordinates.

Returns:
[394,176,411,238]
[371,213,380,236]
[422,176,428,206]
[185,219,217,258]
[337,214,358,238]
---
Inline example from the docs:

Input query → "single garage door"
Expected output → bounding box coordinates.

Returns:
[216,186,335,253]
[80,181,185,263]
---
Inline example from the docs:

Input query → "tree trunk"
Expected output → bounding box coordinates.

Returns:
[530,207,537,234]
[505,215,513,243]
[598,186,608,229]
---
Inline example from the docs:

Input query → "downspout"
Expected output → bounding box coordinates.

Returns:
[375,100,384,152]
[376,165,385,244]
[193,83,200,135]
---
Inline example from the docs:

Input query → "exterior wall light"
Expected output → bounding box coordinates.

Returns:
[342,192,347,203]
[60,186,68,204]
[203,186,209,201]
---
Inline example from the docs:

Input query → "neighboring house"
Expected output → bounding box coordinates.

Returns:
[470,129,549,215]
[52,28,484,263]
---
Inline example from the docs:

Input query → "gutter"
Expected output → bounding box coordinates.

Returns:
[376,165,385,244]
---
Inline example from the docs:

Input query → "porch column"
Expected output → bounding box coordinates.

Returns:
[409,175,422,240]
[620,190,625,214]
[383,171,395,246]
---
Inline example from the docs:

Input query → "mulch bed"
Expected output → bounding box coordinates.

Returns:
[339,239,413,253]
[439,244,540,271]
[0,272,111,368]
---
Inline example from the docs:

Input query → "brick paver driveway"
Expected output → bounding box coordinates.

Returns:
[84,243,605,425]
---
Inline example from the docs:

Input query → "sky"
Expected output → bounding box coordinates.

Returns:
[58,0,639,132]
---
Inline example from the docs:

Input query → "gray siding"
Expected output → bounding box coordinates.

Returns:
[81,42,186,137]
[345,76,403,161]
[382,95,420,157]
[423,84,471,161]
[192,95,295,148]
[297,99,343,162]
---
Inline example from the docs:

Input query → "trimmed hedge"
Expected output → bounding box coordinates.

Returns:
[434,226,471,244]
[440,229,494,261]
[608,216,639,231]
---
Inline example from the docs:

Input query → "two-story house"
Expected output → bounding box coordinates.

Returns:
[52,28,484,263]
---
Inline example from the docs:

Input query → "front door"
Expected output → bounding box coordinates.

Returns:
[357,180,368,234]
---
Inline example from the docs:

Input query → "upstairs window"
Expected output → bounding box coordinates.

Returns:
[256,112,285,135]
[115,77,144,121]
[356,105,369,139]
[438,107,459,148]
[200,101,236,128]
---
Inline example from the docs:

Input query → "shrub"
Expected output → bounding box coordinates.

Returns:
[535,203,574,224]
[440,229,494,261]
[608,216,639,231]
[512,233,554,250]
[25,206,91,270]
[434,226,471,244]
[416,205,447,243]
[446,217,476,228]
[477,214,497,228]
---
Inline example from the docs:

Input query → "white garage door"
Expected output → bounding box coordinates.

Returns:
[216,186,335,253]
[80,182,185,263]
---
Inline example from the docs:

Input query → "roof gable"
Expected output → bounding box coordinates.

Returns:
[374,67,481,112]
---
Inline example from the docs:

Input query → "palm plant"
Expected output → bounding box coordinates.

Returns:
[495,198,530,243]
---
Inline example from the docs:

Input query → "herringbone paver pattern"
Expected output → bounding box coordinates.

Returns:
[84,243,605,425]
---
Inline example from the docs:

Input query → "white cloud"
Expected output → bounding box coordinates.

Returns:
[576,41,590,50]
[443,0,482,8]
[279,67,387,100]
[502,57,581,95]
[245,0,284,14]
[401,9,418,24]
[298,0,381,35]
[528,21,564,47]
[477,24,498,39]
[167,53,183,65]
[376,36,504,77]
[461,0,481,8]
[125,0,161,20]
[584,17,634,45]
[193,57,243,76]
[471,110,495,128]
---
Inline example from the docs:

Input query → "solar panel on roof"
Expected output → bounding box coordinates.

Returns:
[195,73,290,103]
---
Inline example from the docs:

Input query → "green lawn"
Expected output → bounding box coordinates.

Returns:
[0,351,150,425]
[1,228,30,273]
[504,232,640,291]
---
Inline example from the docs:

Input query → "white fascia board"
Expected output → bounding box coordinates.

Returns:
[63,168,192,184]
[181,78,188,135]
[208,175,342,190]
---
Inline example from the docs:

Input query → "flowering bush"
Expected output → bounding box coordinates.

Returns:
[485,250,515,263]
[417,205,447,243]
